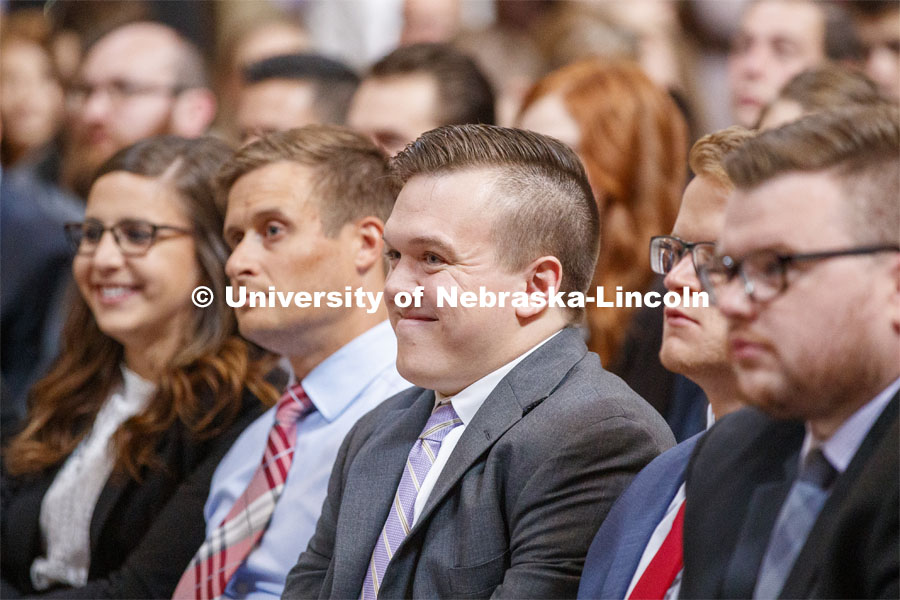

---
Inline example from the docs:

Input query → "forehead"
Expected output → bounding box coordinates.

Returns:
[671,175,729,242]
[385,169,498,241]
[86,171,187,222]
[741,0,824,44]
[721,170,850,254]
[225,161,319,222]
[239,80,318,124]
[81,27,179,82]
[352,73,439,126]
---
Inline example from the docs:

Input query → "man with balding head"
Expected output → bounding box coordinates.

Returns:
[62,21,216,197]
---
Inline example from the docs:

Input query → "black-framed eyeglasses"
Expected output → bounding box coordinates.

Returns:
[64,219,193,256]
[66,79,184,109]
[650,235,717,276]
[697,244,900,304]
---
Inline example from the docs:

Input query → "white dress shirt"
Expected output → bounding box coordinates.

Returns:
[31,366,153,590]
[205,321,410,599]
[411,331,560,525]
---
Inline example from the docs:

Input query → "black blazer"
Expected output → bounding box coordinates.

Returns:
[681,393,899,599]
[1,388,263,599]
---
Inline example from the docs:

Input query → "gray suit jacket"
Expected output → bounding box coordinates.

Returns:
[283,327,675,599]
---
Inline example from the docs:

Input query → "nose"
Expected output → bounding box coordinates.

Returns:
[714,275,756,321]
[663,253,700,293]
[734,42,767,80]
[78,86,113,124]
[225,236,259,282]
[383,257,416,309]
[91,230,125,271]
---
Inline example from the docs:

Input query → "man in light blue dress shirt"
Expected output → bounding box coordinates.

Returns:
[194,126,410,599]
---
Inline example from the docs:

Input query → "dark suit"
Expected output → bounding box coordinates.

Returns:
[1,390,263,599]
[577,432,701,599]
[681,394,899,599]
[284,327,675,599]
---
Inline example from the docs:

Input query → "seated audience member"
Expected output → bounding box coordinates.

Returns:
[346,43,495,155]
[283,125,674,599]
[172,126,410,599]
[517,59,691,431]
[236,53,359,144]
[1,136,278,598]
[727,0,859,128]
[850,0,900,100]
[577,126,755,600]
[682,105,899,598]
[0,13,65,172]
[758,64,891,129]
[61,21,217,197]
[0,169,82,439]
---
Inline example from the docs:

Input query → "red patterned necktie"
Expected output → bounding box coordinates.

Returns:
[627,500,686,600]
[172,384,314,600]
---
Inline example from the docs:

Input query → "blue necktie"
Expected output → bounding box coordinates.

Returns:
[753,449,837,599]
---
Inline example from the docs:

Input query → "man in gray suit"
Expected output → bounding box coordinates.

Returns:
[284,124,675,599]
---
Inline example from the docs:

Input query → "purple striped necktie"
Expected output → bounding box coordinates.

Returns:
[360,402,462,599]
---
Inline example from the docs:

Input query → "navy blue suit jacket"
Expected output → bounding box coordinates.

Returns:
[577,432,702,599]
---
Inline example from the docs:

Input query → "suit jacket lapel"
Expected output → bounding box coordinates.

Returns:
[331,389,435,599]
[408,327,588,535]
[721,451,798,599]
[89,471,130,556]
[780,392,899,598]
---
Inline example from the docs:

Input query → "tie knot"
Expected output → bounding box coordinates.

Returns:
[800,448,837,489]
[275,383,314,424]
[420,402,462,442]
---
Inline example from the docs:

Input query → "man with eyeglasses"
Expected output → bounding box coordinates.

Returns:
[61,21,216,198]
[578,126,755,600]
[681,104,899,599]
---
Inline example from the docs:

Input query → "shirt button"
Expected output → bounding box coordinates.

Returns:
[232,580,251,597]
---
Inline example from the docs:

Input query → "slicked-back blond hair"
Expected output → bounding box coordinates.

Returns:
[689,126,756,190]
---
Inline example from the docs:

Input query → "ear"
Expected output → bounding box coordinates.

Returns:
[515,255,563,319]
[353,216,385,274]
[169,88,217,137]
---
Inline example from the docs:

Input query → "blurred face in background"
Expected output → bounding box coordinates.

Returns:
[65,24,184,195]
[347,73,441,155]
[855,8,900,100]
[236,79,320,144]
[516,93,581,152]
[0,38,64,164]
[728,0,825,127]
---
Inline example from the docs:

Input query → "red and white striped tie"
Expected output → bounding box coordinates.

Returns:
[172,383,314,599]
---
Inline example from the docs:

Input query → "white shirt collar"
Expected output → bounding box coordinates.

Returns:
[435,330,562,426]
[801,376,900,473]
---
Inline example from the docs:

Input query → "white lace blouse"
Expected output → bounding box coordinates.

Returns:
[30,366,154,590]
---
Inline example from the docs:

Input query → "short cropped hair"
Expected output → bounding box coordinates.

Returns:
[689,126,756,191]
[370,43,495,127]
[244,53,360,124]
[217,125,399,236]
[763,65,888,121]
[725,104,900,243]
[391,124,598,317]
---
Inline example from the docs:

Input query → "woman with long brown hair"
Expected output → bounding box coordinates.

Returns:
[517,58,688,415]
[1,136,279,598]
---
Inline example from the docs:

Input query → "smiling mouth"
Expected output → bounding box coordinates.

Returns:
[94,285,139,304]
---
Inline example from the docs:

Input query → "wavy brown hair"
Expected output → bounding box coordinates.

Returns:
[518,58,687,367]
[5,136,279,479]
